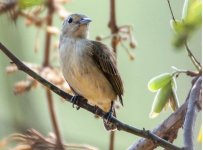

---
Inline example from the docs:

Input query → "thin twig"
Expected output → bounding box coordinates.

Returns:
[166,0,202,72]
[184,42,202,72]
[43,0,64,149]
[108,0,119,149]
[183,76,202,150]
[0,42,183,150]
[167,0,176,22]
[19,11,44,26]
[109,0,119,54]
[43,0,53,67]
[46,89,64,149]
[109,131,115,150]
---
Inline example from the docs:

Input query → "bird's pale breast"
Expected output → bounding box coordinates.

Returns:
[59,38,116,112]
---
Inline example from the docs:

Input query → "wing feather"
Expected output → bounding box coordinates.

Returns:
[88,41,124,105]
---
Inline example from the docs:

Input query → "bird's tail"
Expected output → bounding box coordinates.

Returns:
[103,108,117,131]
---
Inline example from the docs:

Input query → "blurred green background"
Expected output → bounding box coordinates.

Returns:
[0,0,201,149]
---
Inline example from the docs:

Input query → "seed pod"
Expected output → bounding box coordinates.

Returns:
[96,36,102,41]
[150,83,172,118]
[129,41,136,49]
[148,73,172,92]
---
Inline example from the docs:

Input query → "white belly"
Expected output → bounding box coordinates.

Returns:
[59,39,116,112]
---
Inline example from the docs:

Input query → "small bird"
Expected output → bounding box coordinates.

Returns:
[59,13,124,130]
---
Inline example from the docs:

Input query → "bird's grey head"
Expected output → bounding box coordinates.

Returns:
[61,13,92,39]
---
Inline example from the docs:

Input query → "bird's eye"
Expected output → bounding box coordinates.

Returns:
[68,17,73,23]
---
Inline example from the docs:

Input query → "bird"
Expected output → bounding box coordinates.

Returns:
[59,13,124,130]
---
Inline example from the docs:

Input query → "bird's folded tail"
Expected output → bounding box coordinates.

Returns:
[103,108,117,131]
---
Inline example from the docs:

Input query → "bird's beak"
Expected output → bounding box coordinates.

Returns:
[79,17,92,25]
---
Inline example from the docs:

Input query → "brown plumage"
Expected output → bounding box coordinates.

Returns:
[89,41,123,106]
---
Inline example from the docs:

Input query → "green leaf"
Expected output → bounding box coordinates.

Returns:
[197,127,202,143]
[150,83,173,118]
[173,0,202,48]
[186,1,202,27]
[182,0,193,19]
[18,0,44,9]
[148,73,172,92]
[170,20,184,33]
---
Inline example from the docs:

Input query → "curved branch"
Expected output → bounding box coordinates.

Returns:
[0,42,182,150]
[183,76,202,150]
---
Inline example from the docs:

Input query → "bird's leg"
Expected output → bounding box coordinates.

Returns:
[70,95,85,110]
[104,101,114,122]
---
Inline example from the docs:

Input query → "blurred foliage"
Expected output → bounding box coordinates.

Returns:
[18,0,44,9]
[197,127,202,143]
[171,0,202,47]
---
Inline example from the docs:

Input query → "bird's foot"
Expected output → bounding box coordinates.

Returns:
[104,101,114,122]
[70,95,84,110]
[103,110,117,130]
[104,110,114,123]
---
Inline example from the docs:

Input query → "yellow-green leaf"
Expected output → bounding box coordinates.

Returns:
[18,0,44,9]
[182,0,194,19]
[197,127,202,143]
[148,73,172,92]
[170,20,184,33]
[150,83,172,118]
[186,1,202,27]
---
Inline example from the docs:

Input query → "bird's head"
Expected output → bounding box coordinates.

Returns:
[61,13,92,39]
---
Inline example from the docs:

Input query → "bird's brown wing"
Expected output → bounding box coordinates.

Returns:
[88,41,124,105]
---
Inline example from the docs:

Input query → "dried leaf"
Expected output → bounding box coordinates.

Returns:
[47,26,60,35]
[14,80,34,94]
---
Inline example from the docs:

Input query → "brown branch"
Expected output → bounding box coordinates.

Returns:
[43,0,54,67]
[108,0,119,54]
[0,42,183,150]
[9,129,98,150]
[46,89,64,149]
[183,76,202,150]
[109,131,115,150]
[108,0,119,149]
[19,11,44,26]
[42,0,64,149]
[0,0,16,14]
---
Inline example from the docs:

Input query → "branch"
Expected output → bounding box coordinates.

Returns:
[128,76,201,150]
[109,0,119,149]
[108,0,119,53]
[184,42,202,72]
[42,0,64,149]
[183,76,202,150]
[0,42,182,150]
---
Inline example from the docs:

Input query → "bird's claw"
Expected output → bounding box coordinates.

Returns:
[70,95,82,110]
[104,110,113,123]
